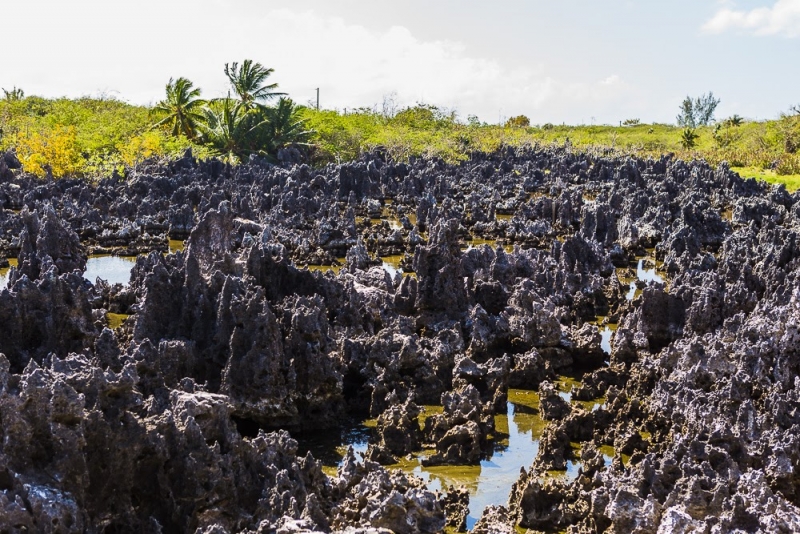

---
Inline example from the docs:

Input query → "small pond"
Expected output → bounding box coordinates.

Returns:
[1,255,138,288]
[618,257,665,301]
[298,382,608,531]
[84,255,137,286]
[2,241,186,290]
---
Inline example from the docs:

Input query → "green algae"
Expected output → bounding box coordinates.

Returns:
[594,316,619,331]
[507,388,540,410]
[418,405,444,430]
[574,397,607,412]
[418,463,483,493]
[598,444,616,458]
[492,413,511,447]
[107,313,130,330]
[555,375,582,398]
[362,418,378,429]
[321,465,339,478]
[307,264,343,275]
[306,258,347,275]
[387,448,486,494]
[597,444,631,467]
[386,398,545,528]
[507,390,547,438]
[305,387,601,529]
[512,410,548,439]
[379,254,417,277]
[168,239,185,253]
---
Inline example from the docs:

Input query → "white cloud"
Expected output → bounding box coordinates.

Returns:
[703,0,800,37]
[214,8,638,124]
[2,2,638,124]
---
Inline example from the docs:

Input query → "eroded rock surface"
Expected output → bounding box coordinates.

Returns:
[1,148,799,531]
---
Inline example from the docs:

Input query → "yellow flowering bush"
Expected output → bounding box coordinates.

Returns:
[14,125,82,177]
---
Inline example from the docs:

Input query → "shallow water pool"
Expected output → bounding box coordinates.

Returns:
[84,255,137,286]
[619,257,666,301]
[2,256,138,288]
[297,386,606,531]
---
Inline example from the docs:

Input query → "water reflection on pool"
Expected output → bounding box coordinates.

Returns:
[381,255,405,277]
[462,402,541,529]
[619,258,666,301]
[84,255,137,286]
[0,258,17,290]
[636,258,664,284]
[380,255,418,278]
[296,387,607,531]
[1,255,137,288]
[600,327,613,354]
[386,401,549,530]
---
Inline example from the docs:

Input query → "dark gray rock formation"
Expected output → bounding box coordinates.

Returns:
[0,147,798,531]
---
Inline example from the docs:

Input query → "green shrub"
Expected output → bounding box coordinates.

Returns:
[505,115,531,128]
[777,153,800,175]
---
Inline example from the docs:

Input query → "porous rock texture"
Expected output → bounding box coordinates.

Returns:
[0,146,799,532]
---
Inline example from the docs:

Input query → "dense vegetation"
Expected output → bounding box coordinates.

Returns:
[0,93,201,178]
[2,75,799,189]
[301,104,800,188]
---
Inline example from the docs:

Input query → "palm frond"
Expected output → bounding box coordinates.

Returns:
[224,59,284,110]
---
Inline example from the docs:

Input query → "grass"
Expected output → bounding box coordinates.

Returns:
[732,166,800,191]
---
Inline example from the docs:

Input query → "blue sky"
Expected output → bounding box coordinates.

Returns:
[3,0,799,124]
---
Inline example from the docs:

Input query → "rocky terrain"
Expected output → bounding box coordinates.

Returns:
[1,145,799,532]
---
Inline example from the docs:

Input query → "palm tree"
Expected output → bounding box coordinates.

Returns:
[681,128,699,150]
[262,98,312,155]
[224,60,285,111]
[722,114,744,128]
[2,87,24,101]
[152,77,206,139]
[197,96,264,164]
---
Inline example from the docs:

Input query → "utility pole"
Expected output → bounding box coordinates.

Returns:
[316,88,320,111]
